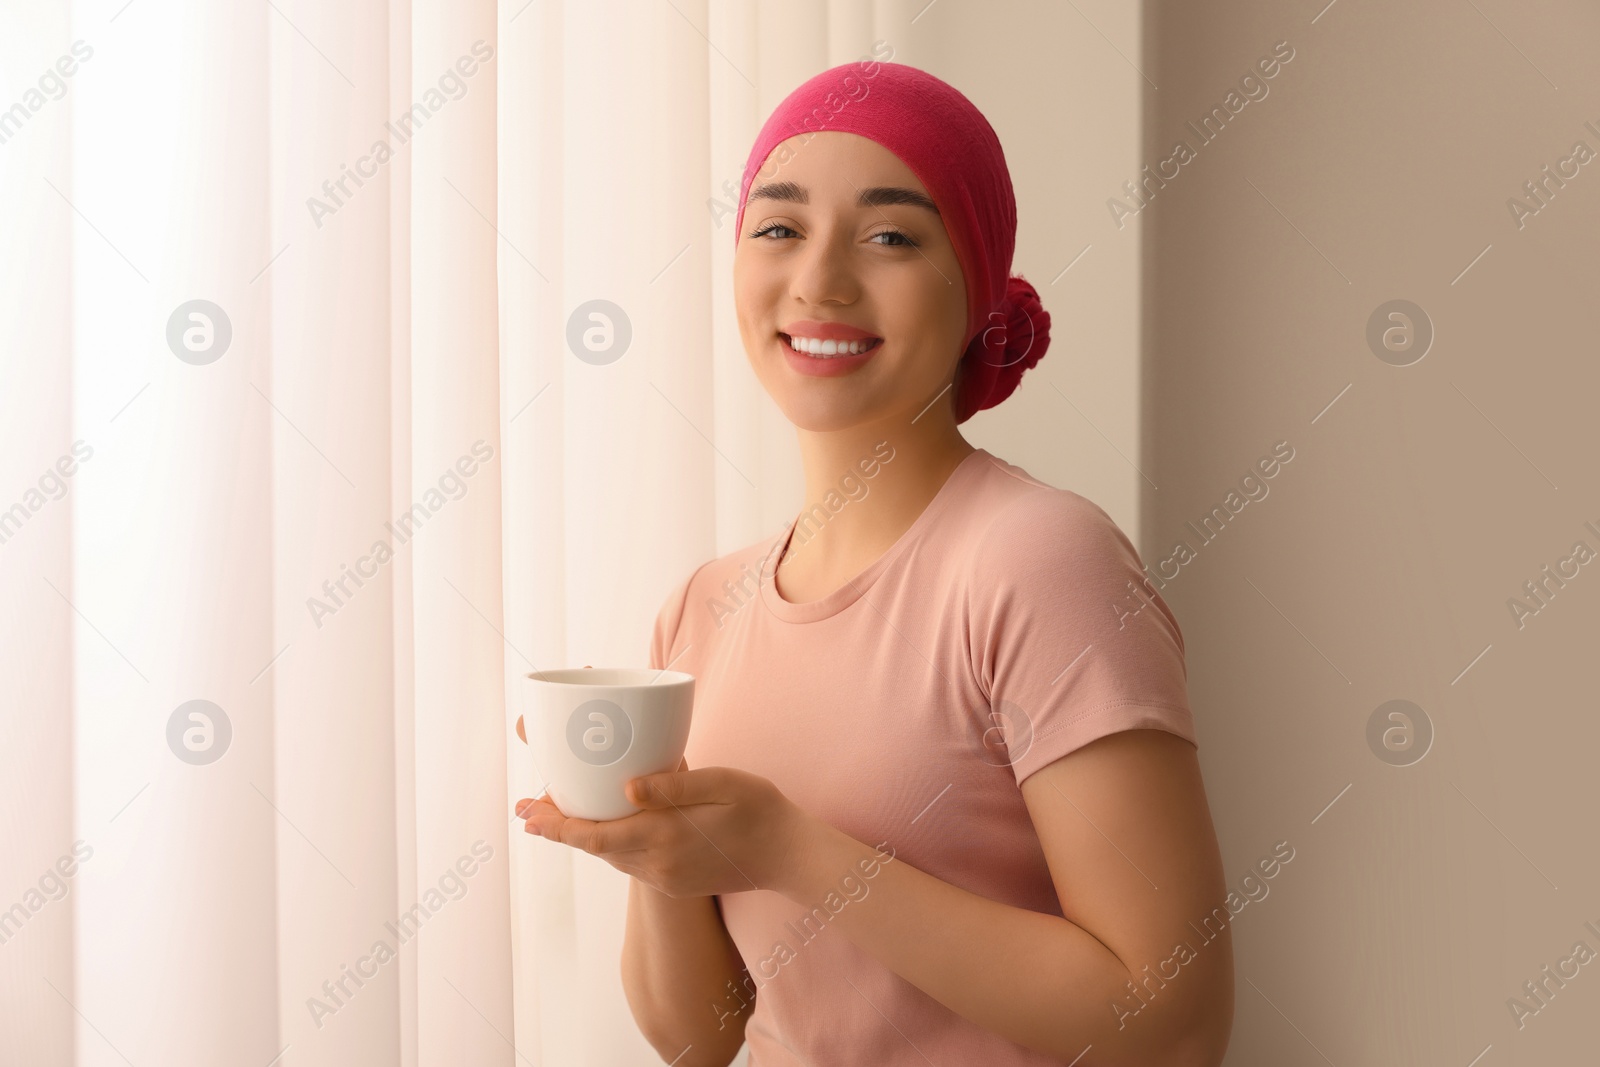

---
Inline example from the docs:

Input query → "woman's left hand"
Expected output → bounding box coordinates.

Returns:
[514,764,811,899]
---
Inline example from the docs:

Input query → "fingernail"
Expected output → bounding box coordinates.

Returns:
[527,824,543,837]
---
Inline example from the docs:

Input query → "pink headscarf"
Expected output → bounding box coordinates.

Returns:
[735,60,1051,424]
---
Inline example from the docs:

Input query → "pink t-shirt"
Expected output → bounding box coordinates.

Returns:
[647,447,1197,1065]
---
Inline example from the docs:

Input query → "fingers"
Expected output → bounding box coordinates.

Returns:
[514,794,561,827]
[534,813,604,852]
[515,791,556,814]
[628,766,723,809]
[520,801,655,855]
[516,796,573,843]
[627,774,672,808]
[626,759,691,804]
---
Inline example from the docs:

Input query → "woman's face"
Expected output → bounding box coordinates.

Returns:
[733,131,968,432]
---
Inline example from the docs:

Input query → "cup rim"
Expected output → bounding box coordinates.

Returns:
[525,667,693,689]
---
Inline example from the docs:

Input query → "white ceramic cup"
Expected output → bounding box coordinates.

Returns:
[524,667,695,821]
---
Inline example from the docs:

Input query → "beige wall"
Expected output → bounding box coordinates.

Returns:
[930,0,1150,537]
[1142,0,1600,1061]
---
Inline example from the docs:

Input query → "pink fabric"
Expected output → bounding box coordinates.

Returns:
[735,62,1051,424]
[648,448,1198,1064]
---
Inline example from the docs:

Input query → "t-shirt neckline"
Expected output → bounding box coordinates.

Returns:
[759,447,992,624]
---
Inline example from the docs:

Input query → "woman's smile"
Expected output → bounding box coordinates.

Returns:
[779,318,885,376]
[779,333,883,376]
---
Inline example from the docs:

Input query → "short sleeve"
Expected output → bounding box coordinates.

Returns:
[965,491,1197,786]
[648,562,704,671]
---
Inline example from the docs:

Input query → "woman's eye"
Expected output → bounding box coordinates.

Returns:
[746,222,918,248]
[870,229,918,248]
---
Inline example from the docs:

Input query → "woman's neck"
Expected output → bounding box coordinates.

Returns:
[779,426,977,587]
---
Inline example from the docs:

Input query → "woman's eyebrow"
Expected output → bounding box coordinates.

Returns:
[747,180,940,216]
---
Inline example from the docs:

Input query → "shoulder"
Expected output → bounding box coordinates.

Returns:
[960,456,1141,588]
[649,529,785,666]
[957,460,1196,775]
[957,457,1183,657]
[983,484,1127,555]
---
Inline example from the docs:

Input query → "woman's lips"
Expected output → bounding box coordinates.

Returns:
[779,332,883,357]
[779,332,882,377]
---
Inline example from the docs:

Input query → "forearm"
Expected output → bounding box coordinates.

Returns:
[622,878,750,1064]
[774,818,1211,1064]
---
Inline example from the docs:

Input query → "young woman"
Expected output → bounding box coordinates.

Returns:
[516,61,1233,1066]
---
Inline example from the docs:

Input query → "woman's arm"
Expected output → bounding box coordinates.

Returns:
[621,878,752,1066]
[524,727,1231,1063]
[773,729,1233,1066]
[516,712,752,1065]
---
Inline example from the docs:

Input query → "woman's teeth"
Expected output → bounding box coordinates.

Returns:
[784,334,881,358]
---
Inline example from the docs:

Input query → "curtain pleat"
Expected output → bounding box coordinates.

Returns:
[271,0,402,1063]
[70,1,281,1062]
[498,0,573,1062]
[407,1,514,1064]
[385,2,419,1063]
[0,0,76,1062]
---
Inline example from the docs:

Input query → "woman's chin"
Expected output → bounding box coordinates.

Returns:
[775,389,929,434]
[774,394,879,433]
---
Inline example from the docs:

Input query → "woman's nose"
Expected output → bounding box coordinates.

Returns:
[790,232,860,306]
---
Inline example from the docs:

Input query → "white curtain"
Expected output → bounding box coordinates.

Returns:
[5,1,1128,1064]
